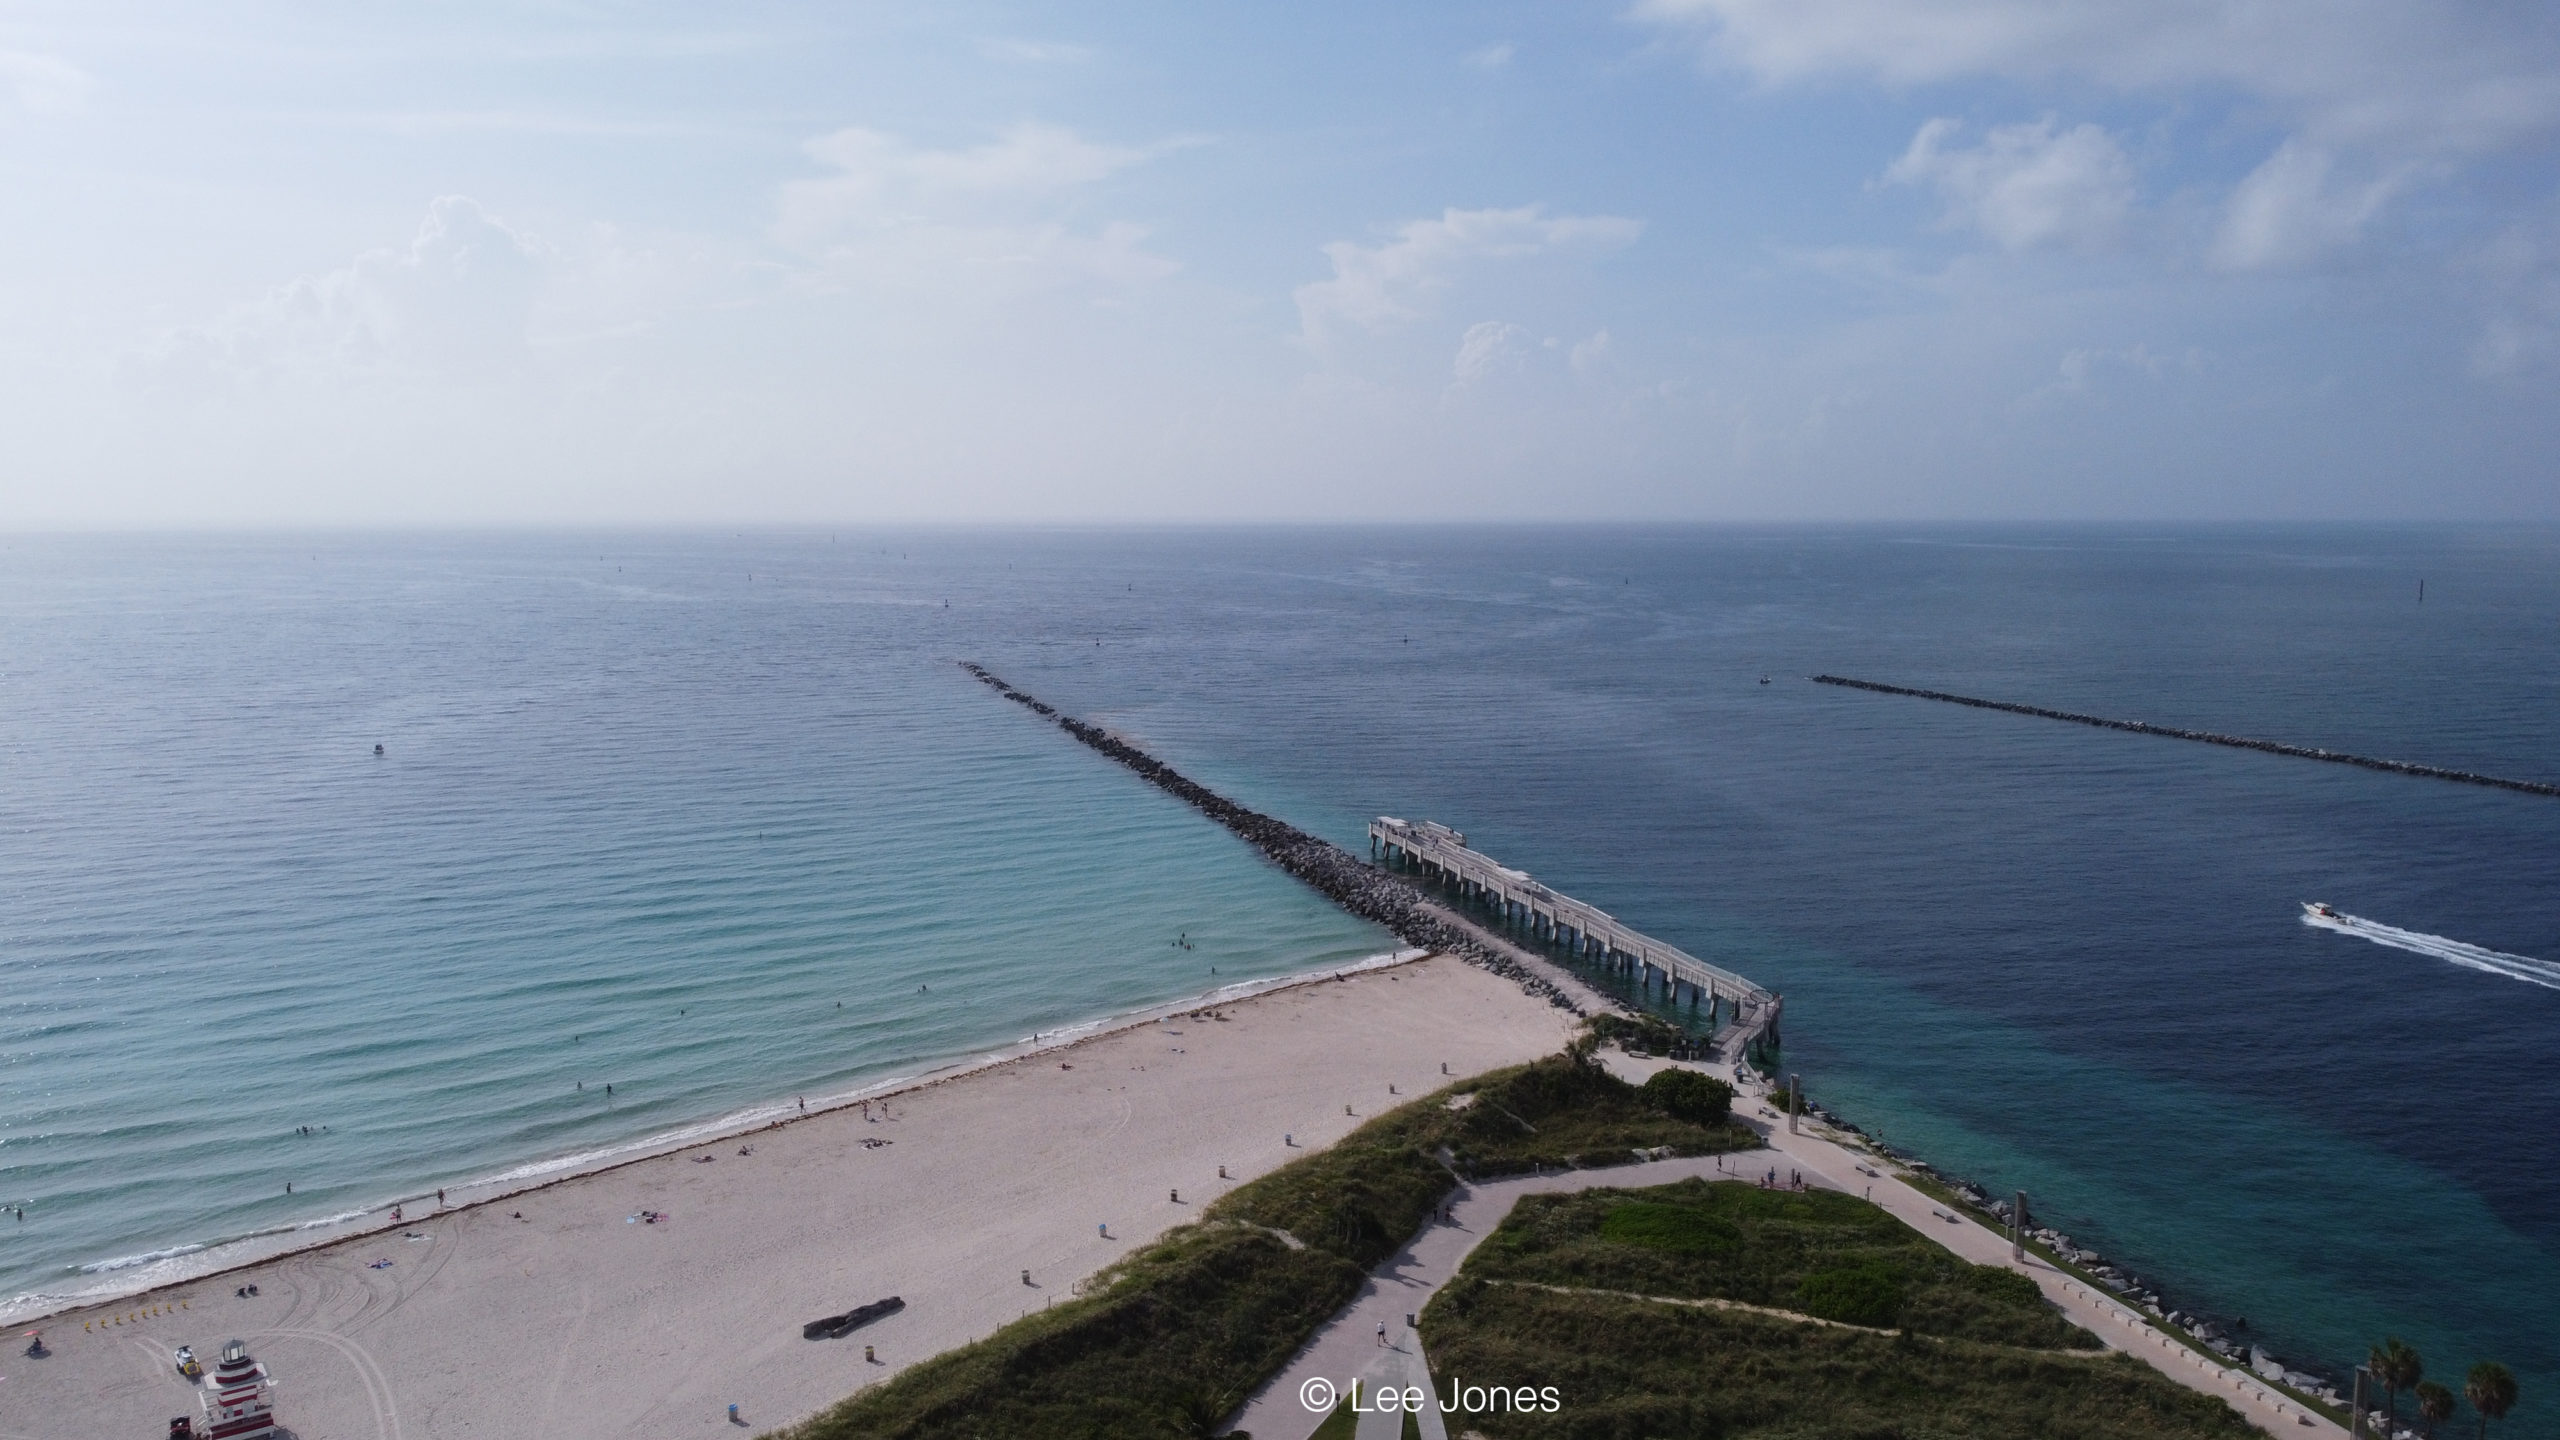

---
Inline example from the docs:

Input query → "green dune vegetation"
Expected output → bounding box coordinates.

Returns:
[769,1048,1756,1440]
[1422,1282,2257,1440]
[1421,1178,2257,1440]
[773,1038,2256,1440]
[1466,1179,2098,1348]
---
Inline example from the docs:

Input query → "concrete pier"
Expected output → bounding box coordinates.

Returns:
[1369,816,1779,1054]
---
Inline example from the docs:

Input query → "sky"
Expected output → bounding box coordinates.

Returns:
[4,1,2559,526]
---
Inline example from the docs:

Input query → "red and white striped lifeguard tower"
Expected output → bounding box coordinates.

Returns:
[196,1340,279,1439]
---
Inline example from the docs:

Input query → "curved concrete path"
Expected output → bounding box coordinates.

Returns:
[1226,1053,2340,1439]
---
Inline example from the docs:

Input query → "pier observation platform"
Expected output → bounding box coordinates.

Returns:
[1369,817,1779,1048]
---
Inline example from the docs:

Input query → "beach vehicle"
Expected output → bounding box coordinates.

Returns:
[2303,902,2339,920]
[195,1340,279,1439]
[174,1344,201,1380]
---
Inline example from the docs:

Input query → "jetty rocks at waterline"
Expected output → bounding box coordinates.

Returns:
[803,1297,905,1342]
[959,662,1581,1015]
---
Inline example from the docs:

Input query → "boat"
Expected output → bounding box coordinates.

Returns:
[196,1340,279,1439]
[2303,902,2339,920]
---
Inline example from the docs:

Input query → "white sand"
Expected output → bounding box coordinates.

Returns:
[0,955,1575,1440]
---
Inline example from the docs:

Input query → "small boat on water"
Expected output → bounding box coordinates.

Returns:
[195,1340,279,1439]
[2304,902,2339,920]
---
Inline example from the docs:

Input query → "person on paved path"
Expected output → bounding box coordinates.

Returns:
[1376,1321,1388,1347]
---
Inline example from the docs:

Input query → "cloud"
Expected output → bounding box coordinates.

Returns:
[1452,321,1532,383]
[1633,0,2560,156]
[1295,206,1641,345]
[0,49,92,113]
[2468,223,2560,377]
[130,196,549,390]
[2211,140,2403,270]
[1637,1,2560,265]
[1464,43,1516,70]
[784,124,1149,234]
[1884,116,2135,251]
[775,123,1175,295]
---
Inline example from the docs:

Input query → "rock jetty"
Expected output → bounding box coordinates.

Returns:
[960,663,1589,1014]
[1813,674,2560,798]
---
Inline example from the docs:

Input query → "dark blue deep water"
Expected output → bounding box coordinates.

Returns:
[5,527,2556,1428]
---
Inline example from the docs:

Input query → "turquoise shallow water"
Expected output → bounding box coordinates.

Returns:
[0,534,1390,1316]
[5,526,2558,1432]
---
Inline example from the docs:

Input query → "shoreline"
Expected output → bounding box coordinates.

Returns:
[0,949,1579,1439]
[0,945,1426,1329]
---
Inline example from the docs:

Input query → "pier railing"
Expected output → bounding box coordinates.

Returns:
[1368,817,1778,1043]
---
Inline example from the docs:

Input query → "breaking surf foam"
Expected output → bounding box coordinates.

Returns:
[2303,909,2560,992]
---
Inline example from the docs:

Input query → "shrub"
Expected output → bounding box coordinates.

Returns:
[1794,1262,1907,1328]
[1598,1201,1742,1256]
[1639,1068,1734,1125]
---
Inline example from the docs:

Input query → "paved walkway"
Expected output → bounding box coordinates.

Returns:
[1225,1053,2340,1439]
[1699,1058,2340,1436]
[1225,1149,1773,1440]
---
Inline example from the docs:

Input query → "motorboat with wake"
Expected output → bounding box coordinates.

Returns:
[2303,902,2339,920]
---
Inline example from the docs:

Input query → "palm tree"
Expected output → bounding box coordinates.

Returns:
[2370,1339,2423,1428]
[2415,1381,2455,1438]
[2465,1360,2517,1439]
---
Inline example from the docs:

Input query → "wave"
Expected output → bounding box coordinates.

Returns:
[77,1241,206,1275]
[2303,910,2560,992]
[4,945,1430,1326]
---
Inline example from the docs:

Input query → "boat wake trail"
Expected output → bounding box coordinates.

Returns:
[2304,910,2560,992]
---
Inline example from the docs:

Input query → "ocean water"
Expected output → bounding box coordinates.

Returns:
[0,533,1393,1318]
[6,527,2558,1430]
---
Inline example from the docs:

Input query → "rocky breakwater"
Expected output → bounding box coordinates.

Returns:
[959,663,1590,1014]
[1813,674,2560,799]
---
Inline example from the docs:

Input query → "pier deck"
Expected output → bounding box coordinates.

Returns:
[1369,817,1778,1053]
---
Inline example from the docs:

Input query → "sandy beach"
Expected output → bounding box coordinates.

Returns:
[0,954,1574,1440]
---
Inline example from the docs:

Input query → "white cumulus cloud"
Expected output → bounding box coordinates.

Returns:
[1884,116,2135,251]
[1637,0,2560,264]
[131,196,550,390]
[1452,321,1532,383]
[1295,205,1641,345]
